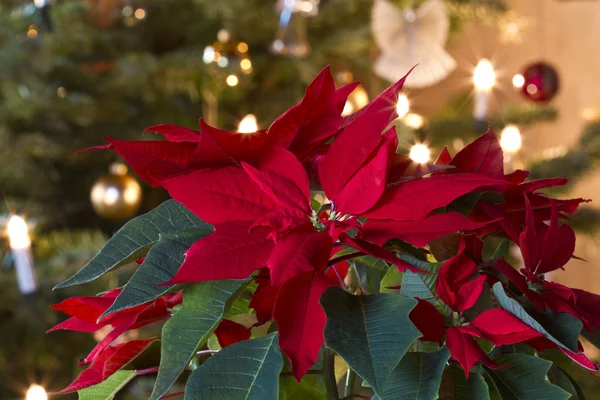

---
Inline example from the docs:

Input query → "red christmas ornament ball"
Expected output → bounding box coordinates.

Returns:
[520,62,559,102]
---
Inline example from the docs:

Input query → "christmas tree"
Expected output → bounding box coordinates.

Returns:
[1,0,600,398]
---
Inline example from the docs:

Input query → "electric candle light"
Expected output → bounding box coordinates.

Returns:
[26,384,47,400]
[512,73,525,89]
[7,215,37,294]
[396,93,410,119]
[473,59,495,121]
[500,124,522,153]
[404,113,425,130]
[409,143,431,164]
[238,114,258,133]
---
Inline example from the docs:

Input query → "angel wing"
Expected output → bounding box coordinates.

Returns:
[371,0,456,88]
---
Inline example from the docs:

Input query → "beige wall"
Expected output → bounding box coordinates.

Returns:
[412,0,600,291]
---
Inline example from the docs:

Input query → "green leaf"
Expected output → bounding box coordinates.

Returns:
[55,200,207,289]
[377,347,451,400]
[439,364,490,400]
[485,353,570,400]
[492,282,581,352]
[149,279,247,400]
[399,255,450,316]
[492,240,510,262]
[350,255,390,294]
[184,333,283,400]
[279,374,326,400]
[77,370,136,400]
[321,287,420,395]
[380,266,403,293]
[102,229,211,317]
[548,365,587,400]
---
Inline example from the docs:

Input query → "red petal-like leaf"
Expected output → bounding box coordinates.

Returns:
[162,166,280,224]
[572,288,600,332]
[446,326,496,379]
[199,118,268,162]
[466,308,543,345]
[256,145,311,204]
[339,234,424,273]
[166,221,274,284]
[450,128,504,178]
[250,270,279,325]
[319,69,412,199]
[409,299,446,342]
[362,173,506,221]
[334,128,396,215]
[268,67,343,159]
[362,212,489,247]
[436,238,485,312]
[267,231,333,286]
[537,201,576,274]
[273,270,335,381]
[334,82,360,113]
[493,259,529,295]
[214,319,251,348]
[58,338,156,394]
[102,138,199,187]
[144,124,201,142]
[435,147,452,165]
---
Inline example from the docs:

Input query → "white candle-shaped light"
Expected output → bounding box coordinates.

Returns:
[7,215,37,294]
[500,124,522,153]
[238,114,258,133]
[473,59,495,121]
[396,93,410,119]
[26,384,47,400]
[409,143,431,164]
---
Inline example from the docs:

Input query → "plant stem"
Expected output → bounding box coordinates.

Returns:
[340,395,371,400]
[323,346,340,400]
[196,349,219,356]
[160,391,185,399]
[344,368,356,397]
[136,366,159,375]
[328,252,365,266]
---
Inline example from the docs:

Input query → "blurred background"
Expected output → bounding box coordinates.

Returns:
[2,0,600,398]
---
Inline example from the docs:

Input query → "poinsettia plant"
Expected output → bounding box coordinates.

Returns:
[50,66,600,400]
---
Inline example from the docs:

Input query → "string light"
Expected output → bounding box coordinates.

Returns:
[226,74,239,87]
[473,59,495,91]
[238,114,258,133]
[396,93,410,119]
[237,42,249,53]
[26,384,47,400]
[134,8,146,19]
[500,124,522,153]
[240,59,252,73]
[512,74,525,89]
[409,144,431,164]
[404,113,425,130]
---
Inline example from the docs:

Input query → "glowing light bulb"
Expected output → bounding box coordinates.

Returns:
[396,93,410,119]
[238,114,258,133]
[473,59,495,91]
[409,144,431,164]
[500,124,522,153]
[134,8,146,19]
[404,113,425,130]
[7,215,31,250]
[226,74,239,87]
[342,101,354,116]
[26,384,47,400]
[512,74,525,89]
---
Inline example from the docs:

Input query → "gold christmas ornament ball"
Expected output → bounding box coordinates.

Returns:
[90,163,142,220]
